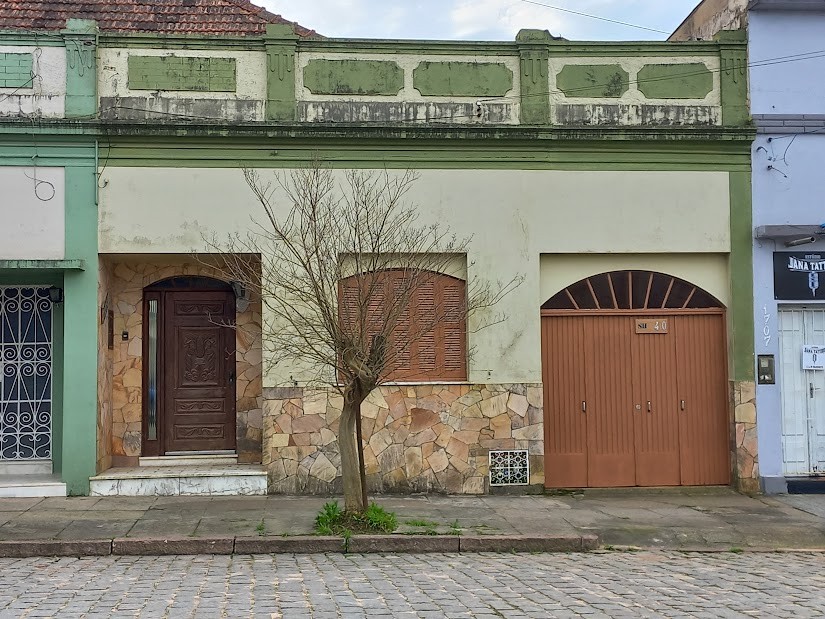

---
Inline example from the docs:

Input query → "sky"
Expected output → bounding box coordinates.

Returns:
[261,0,703,41]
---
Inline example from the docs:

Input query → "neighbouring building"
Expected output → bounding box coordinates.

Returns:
[0,0,755,497]
[0,18,99,496]
[675,0,825,494]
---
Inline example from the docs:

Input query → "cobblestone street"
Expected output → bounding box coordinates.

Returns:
[2,551,825,618]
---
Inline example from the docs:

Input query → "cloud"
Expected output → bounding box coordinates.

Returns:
[260,0,699,41]
[450,0,568,39]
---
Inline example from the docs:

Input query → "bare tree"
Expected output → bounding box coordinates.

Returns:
[211,162,520,513]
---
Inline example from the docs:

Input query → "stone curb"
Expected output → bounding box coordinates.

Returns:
[0,540,113,558]
[112,537,235,556]
[0,534,599,557]
[347,535,461,553]
[459,535,598,553]
[235,536,344,554]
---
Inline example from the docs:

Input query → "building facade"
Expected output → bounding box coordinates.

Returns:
[1,2,756,496]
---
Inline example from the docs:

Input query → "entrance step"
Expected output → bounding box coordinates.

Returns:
[89,464,267,497]
[138,455,238,468]
[0,475,67,498]
[787,477,825,494]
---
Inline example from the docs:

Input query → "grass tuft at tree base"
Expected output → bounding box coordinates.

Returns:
[315,500,398,535]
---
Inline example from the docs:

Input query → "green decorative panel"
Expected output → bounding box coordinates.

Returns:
[413,62,513,97]
[0,53,33,88]
[303,59,403,96]
[128,56,237,92]
[637,64,713,99]
[556,65,629,98]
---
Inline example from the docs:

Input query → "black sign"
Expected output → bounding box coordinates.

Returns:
[774,252,825,300]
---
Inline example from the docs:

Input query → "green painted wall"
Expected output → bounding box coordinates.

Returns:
[412,62,513,97]
[729,170,754,382]
[128,56,237,92]
[265,24,298,122]
[63,19,98,118]
[61,161,99,495]
[303,59,403,96]
[556,65,629,98]
[0,53,33,88]
[717,31,749,126]
[517,29,552,125]
[637,64,713,100]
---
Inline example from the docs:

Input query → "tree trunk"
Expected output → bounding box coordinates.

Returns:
[354,403,369,510]
[339,397,366,513]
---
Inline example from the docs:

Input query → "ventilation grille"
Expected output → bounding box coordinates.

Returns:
[489,450,529,486]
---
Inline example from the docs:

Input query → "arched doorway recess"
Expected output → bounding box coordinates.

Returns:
[541,270,730,488]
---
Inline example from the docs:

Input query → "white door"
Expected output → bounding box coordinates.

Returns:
[779,308,825,475]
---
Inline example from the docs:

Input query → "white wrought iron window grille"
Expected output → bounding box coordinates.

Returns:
[0,287,53,460]
[489,449,529,486]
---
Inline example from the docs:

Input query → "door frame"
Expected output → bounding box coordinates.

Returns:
[141,276,237,457]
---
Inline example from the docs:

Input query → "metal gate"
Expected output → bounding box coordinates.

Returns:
[542,271,730,488]
[779,308,825,475]
[0,287,53,460]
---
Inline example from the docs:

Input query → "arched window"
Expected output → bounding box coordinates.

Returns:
[338,269,467,382]
[542,271,723,311]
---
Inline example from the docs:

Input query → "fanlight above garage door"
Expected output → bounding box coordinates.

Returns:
[542,270,724,311]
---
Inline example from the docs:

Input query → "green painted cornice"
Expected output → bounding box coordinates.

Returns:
[99,33,266,50]
[0,260,85,271]
[0,30,66,46]
[84,124,753,171]
[90,32,738,58]
[0,118,755,142]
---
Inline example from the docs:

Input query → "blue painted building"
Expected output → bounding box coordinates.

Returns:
[674,0,825,493]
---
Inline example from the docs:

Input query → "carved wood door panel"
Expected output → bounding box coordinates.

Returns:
[162,290,236,454]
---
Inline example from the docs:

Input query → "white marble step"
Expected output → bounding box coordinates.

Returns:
[89,464,267,497]
[139,455,239,468]
[0,475,67,498]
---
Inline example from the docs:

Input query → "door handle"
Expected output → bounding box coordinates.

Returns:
[582,401,586,413]
[647,401,652,413]
[229,371,236,385]
[811,383,816,399]
[680,400,686,411]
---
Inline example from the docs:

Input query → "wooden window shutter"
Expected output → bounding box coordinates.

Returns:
[338,270,467,382]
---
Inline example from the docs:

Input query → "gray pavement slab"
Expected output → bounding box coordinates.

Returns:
[2,487,825,552]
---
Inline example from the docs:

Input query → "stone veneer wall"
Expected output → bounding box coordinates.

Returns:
[96,261,114,473]
[263,384,544,495]
[733,380,759,493]
[106,260,263,464]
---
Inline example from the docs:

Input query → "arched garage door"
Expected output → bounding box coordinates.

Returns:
[541,271,730,488]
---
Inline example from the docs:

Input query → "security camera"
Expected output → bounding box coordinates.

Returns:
[785,236,817,247]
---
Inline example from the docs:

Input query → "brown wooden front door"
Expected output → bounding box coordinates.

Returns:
[541,270,730,488]
[164,291,236,454]
[542,312,729,488]
[143,283,236,457]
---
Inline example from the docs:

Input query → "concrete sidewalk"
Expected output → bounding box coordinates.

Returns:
[0,488,823,555]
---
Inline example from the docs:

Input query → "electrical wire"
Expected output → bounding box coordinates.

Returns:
[517,0,670,35]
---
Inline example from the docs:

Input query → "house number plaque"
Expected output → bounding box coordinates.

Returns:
[635,318,669,334]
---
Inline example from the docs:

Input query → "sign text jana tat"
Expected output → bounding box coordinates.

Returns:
[775,253,825,300]
[803,345,825,371]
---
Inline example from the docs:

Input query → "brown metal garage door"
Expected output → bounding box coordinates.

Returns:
[541,271,730,488]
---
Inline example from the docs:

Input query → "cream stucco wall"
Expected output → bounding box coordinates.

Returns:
[0,166,65,260]
[99,168,731,385]
[0,45,66,118]
[99,48,267,101]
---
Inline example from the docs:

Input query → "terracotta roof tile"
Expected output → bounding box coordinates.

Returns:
[0,0,318,37]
